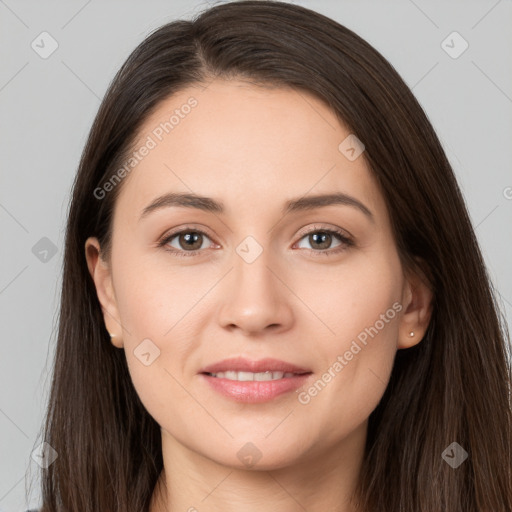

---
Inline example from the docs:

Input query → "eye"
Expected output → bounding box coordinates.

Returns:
[158,227,215,258]
[294,225,354,256]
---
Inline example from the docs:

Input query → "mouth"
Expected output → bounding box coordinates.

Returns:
[198,357,313,402]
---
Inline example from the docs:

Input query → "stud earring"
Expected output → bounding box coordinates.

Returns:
[109,333,116,338]
[409,331,414,337]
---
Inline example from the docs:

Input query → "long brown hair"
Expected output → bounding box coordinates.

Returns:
[35,1,512,510]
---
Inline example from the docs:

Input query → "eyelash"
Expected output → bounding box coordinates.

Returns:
[157,224,354,258]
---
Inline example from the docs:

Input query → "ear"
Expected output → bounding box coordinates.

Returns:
[397,262,433,349]
[84,237,124,348]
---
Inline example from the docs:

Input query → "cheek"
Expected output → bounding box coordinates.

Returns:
[294,251,402,425]
[110,255,207,420]
[113,252,196,338]
[293,245,402,344]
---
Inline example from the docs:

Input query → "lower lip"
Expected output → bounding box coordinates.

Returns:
[200,373,313,403]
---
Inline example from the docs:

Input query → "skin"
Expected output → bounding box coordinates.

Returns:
[85,78,432,512]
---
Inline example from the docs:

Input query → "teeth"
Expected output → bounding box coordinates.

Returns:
[209,371,297,381]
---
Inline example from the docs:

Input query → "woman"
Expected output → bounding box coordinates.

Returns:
[33,1,512,511]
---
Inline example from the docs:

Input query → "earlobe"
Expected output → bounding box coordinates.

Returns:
[397,266,434,349]
[84,237,124,348]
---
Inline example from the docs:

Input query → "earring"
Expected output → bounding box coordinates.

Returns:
[109,332,116,338]
[409,331,414,337]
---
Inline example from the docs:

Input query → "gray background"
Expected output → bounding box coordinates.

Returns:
[1,0,511,510]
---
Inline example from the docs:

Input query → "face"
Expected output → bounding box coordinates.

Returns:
[86,78,430,471]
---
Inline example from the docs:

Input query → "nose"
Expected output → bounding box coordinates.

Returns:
[217,245,294,336]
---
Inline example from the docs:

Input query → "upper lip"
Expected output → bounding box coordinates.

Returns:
[200,357,312,374]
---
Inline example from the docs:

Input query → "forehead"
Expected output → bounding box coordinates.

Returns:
[114,79,387,226]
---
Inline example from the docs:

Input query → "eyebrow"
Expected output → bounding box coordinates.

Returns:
[139,192,374,223]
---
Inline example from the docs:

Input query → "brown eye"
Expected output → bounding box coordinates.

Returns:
[295,227,353,255]
[160,228,214,257]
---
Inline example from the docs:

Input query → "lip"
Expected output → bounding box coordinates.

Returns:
[199,357,313,403]
[200,356,311,375]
